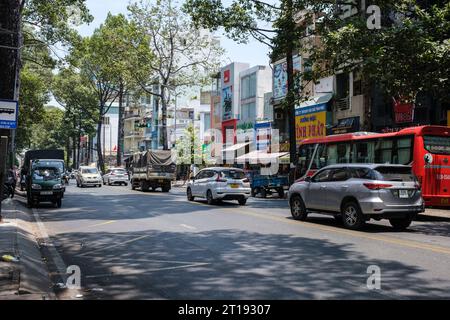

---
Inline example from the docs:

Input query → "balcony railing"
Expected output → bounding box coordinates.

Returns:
[335,97,350,110]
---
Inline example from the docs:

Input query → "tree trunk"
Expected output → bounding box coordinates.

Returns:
[117,83,124,166]
[76,129,81,169]
[65,136,70,168]
[161,86,169,150]
[96,119,105,173]
[72,135,77,169]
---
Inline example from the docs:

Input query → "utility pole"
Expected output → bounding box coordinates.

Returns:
[0,136,9,222]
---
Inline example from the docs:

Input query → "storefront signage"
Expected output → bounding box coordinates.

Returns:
[295,103,327,143]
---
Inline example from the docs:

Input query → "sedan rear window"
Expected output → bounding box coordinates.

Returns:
[373,166,415,182]
[220,170,246,179]
[113,169,126,174]
[82,168,98,174]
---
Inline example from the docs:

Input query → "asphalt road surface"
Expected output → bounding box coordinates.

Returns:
[20,181,450,299]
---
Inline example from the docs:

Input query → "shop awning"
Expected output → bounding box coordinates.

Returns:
[222,142,251,152]
[236,150,289,163]
[297,92,333,109]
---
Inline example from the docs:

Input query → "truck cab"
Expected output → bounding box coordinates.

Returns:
[27,159,65,208]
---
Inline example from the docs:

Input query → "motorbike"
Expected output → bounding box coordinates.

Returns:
[1,180,14,201]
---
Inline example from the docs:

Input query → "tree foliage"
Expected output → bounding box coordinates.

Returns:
[129,0,223,150]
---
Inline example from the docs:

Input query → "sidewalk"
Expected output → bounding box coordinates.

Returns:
[0,198,55,300]
[422,207,450,219]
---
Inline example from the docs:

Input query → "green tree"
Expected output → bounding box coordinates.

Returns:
[183,0,303,179]
[305,0,450,104]
[68,13,152,172]
[29,107,66,150]
[129,0,223,150]
[52,68,98,168]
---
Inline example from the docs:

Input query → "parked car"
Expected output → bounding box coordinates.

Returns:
[76,166,102,188]
[102,168,129,186]
[288,164,425,230]
[187,167,251,205]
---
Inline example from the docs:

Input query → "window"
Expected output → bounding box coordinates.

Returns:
[311,143,327,169]
[241,73,257,99]
[336,73,350,100]
[328,143,350,164]
[329,168,350,182]
[373,166,415,182]
[82,168,98,174]
[352,69,362,96]
[298,144,316,176]
[352,141,375,163]
[375,139,393,163]
[241,102,256,121]
[396,137,413,164]
[312,169,331,182]
[423,135,450,155]
[220,170,246,179]
[349,167,377,180]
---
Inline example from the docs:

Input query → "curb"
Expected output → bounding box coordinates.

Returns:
[1,198,56,300]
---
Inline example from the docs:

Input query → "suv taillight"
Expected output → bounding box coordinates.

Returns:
[363,183,393,190]
[242,178,249,183]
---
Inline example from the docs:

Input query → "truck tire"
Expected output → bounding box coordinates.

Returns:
[141,181,149,192]
[277,187,284,198]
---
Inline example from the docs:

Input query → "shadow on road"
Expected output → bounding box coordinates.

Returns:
[48,228,450,300]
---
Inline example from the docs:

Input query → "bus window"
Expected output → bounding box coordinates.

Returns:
[312,144,327,169]
[375,139,393,163]
[327,144,338,165]
[423,135,450,155]
[396,137,413,164]
[328,143,350,164]
[298,144,315,176]
[337,143,350,163]
[352,141,375,163]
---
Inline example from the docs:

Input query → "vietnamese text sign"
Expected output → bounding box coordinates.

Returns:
[0,100,18,129]
[295,103,327,143]
[222,86,233,121]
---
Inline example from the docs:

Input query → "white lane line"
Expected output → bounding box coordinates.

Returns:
[180,224,196,230]
[77,234,152,257]
[85,262,211,279]
[32,207,68,283]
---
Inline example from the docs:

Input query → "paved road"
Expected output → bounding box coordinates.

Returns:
[22,181,450,299]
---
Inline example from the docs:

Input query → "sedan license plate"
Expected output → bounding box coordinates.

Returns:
[229,184,239,188]
[40,191,53,195]
[399,190,409,198]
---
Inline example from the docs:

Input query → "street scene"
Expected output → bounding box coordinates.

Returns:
[0,0,450,304]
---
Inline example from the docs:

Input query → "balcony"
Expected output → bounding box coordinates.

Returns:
[124,129,145,139]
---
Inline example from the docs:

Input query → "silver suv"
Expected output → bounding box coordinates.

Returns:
[288,164,425,230]
[187,167,251,205]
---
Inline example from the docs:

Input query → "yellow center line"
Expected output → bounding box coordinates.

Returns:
[128,189,450,255]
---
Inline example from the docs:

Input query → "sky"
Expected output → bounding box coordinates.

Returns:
[76,0,272,67]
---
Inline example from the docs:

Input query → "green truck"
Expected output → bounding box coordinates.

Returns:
[23,150,65,208]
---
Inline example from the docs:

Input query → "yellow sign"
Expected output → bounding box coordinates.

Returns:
[295,104,327,144]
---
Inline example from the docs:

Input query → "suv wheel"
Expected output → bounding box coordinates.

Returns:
[206,190,215,205]
[187,188,194,201]
[342,201,365,230]
[389,217,413,230]
[290,195,308,221]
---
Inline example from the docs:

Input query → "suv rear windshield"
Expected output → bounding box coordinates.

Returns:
[113,169,126,174]
[373,166,415,182]
[423,135,450,155]
[220,170,246,180]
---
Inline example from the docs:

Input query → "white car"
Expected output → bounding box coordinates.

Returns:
[187,167,251,205]
[102,168,129,186]
[76,166,102,188]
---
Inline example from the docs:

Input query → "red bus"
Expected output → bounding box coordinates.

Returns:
[296,125,450,206]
